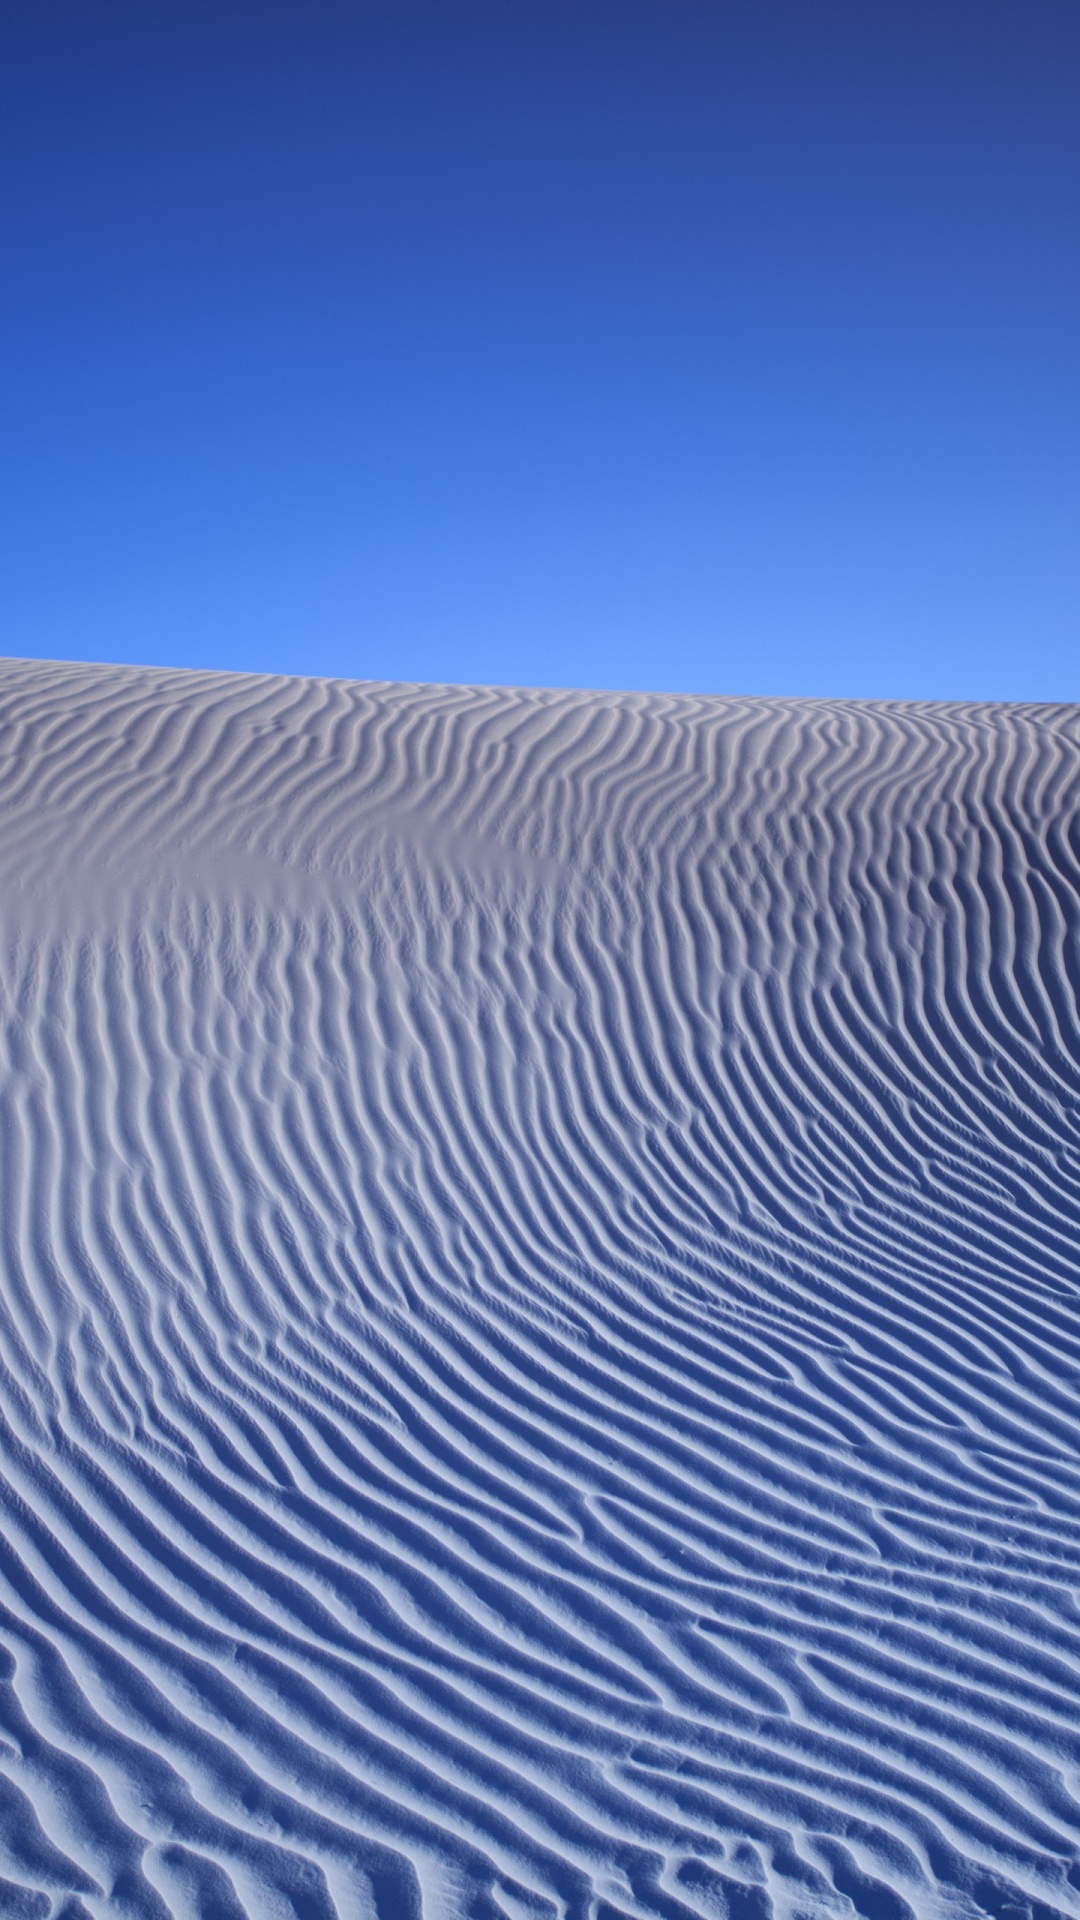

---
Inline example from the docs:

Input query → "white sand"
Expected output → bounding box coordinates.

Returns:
[0,657,1078,1920]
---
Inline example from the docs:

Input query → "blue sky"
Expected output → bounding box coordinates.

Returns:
[2,1,1077,701]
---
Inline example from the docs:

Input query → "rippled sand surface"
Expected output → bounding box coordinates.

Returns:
[1,658,1079,1920]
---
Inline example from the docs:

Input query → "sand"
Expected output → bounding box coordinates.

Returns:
[0,658,1078,1919]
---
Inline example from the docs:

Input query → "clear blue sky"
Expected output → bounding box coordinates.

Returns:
[2,1,1077,701]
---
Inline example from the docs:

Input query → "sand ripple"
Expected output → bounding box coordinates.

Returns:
[0,660,1078,1919]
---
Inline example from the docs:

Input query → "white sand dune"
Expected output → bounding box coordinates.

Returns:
[0,657,1079,1920]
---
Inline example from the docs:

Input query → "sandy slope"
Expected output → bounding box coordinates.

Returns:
[0,658,1079,1920]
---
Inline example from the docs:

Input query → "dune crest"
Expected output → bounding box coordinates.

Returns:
[1,658,1079,1919]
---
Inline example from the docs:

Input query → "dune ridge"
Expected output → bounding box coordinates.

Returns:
[0,658,1079,1919]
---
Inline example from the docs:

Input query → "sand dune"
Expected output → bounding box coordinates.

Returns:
[0,658,1079,1919]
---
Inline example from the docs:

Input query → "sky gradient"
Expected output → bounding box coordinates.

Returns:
[2,0,1078,702]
